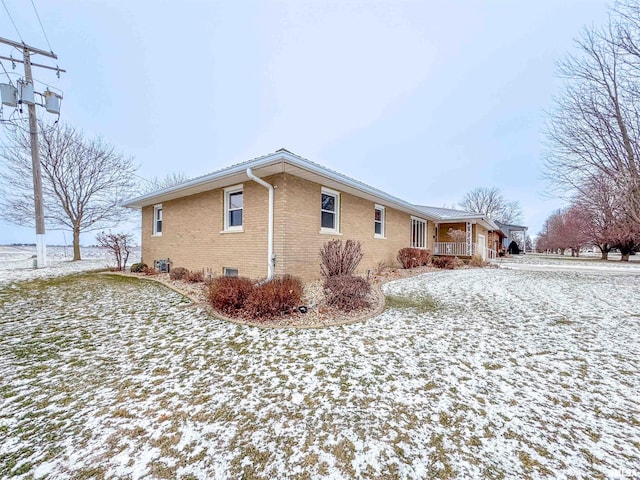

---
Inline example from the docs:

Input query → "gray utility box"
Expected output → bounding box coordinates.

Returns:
[154,259,170,273]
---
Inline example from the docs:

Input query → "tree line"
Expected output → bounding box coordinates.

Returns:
[540,0,640,261]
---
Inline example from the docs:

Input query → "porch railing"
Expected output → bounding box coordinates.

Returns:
[433,242,498,260]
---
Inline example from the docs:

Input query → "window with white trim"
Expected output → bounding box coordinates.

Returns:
[223,267,238,277]
[411,217,427,249]
[153,204,163,236]
[320,187,340,233]
[224,185,243,231]
[374,205,385,238]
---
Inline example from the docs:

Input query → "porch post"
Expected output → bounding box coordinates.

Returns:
[466,222,472,256]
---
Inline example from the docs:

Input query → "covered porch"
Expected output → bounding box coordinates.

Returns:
[433,241,498,259]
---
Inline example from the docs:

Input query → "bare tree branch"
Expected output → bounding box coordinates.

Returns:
[0,121,137,260]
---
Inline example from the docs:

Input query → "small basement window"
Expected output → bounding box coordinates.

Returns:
[223,267,238,277]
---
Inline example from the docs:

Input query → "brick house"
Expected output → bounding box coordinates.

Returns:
[416,206,506,260]
[123,149,502,280]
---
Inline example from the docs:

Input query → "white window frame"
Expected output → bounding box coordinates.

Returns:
[411,216,427,249]
[223,267,239,277]
[223,184,244,232]
[320,187,340,234]
[152,204,163,236]
[374,204,385,239]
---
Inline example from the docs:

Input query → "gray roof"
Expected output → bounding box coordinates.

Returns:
[414,205,501,231]
[122,149,439,221]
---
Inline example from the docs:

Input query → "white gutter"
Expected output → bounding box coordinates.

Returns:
[246,167,275,280]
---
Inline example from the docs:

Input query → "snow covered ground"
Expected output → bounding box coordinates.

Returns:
[0,254,639,479]
[0,245,140,285]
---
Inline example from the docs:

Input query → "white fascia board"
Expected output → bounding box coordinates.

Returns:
[121,150,438,222]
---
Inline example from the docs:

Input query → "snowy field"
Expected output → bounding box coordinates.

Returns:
[1,254,639,479]
[0,245,140,285]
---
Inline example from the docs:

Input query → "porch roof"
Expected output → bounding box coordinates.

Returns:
[413,205,501,232]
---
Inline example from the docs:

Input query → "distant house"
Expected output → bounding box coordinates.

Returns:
[123,149,504,281]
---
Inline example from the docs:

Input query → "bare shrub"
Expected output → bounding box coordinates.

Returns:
[324,275,371,311]
[169,267,190,281]
[186,270,205,283]
[142,265,157,275]
[96,231,133,271]
[130,262,147,273]
[447,228,467,243]
[207,277,254,315]
[468,255,486,267]
[320,239,364,277]
[397,248,431,269]
[243,275,303,320]
[432,256,456,269]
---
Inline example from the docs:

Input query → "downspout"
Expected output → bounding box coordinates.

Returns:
[246,167,274,280]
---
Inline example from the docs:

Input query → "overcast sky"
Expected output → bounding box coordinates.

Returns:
[0,0,610,245]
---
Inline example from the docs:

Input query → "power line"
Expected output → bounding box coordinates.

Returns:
[1,0,23,43]
[0,59,15,85]
[30,0,53,54]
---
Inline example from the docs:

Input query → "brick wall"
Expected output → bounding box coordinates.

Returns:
[140,172,430,281]
[141,177,274,279]
[278,174,421,281]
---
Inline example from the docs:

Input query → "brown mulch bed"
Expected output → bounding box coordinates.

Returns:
[111,264,446,328]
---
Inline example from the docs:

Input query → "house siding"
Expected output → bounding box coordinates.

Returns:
[141,178,273,279]
[140,172,430,281]
[278,174,419,281]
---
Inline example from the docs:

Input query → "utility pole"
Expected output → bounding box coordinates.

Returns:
[0,36,64,268]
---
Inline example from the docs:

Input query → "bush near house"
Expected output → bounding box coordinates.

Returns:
[169,267,190,281]
[432,256,457,269]
[186,270,205,283]
[320,239,364,277]
[397,248,432,269]
[130,262,147,273]
[468,255,486,268]
[324,274,371,311]
[244,275,304,320]
[207,277,255,315]
[207,275,304,320]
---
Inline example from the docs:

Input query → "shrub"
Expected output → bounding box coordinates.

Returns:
[130,262,147,273]
[169,267,190,281]
[142,265,157,275]
[397,248,431,269]
[324,275,371,311]
[207,276,254,315]
[186,270,205,283]
[432,256,456,269]
[320,239,364,277]
[96,231,133,271]
[243,275,304,320]
[468,255,486,267]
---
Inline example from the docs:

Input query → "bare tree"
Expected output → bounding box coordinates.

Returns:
[141,171,188,194]
[0,122,137,260]
[459,186,522,224]
[544,18,640,225]
[96,231,133,271]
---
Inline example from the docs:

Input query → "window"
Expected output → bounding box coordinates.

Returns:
[153,204,163,236]
[224,185,243,231]
[320,187,340,233]
[223,267,238,277]
[411,217,427,249]
[374,205,385,238]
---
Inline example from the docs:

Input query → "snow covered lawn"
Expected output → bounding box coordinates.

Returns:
[1,261,639,478]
